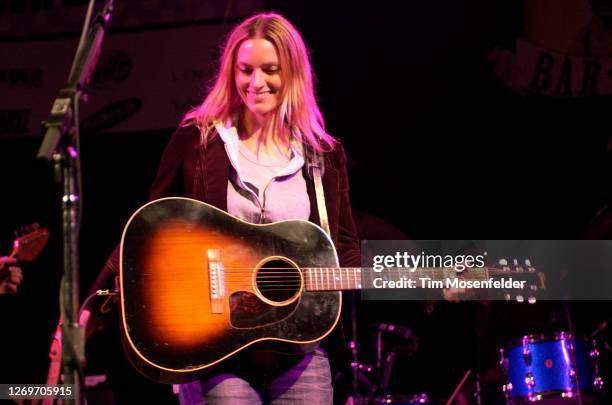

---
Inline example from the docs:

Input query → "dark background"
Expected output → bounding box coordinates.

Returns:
[1,1,612,404]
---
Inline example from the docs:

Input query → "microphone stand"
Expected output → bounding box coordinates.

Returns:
[37,1,114,404]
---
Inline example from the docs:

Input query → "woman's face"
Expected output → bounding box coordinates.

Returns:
[235,38,283,122]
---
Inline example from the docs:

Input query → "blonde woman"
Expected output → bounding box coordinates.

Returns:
[90,12,360,404]
[163,12,360,404]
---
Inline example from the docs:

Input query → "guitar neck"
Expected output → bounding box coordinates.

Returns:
[302,266,530,291]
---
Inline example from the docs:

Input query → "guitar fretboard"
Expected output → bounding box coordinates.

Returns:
[304,267,363,291]
[302,266,535,291]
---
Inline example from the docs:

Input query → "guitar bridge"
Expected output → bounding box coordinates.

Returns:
[207,249,225,314]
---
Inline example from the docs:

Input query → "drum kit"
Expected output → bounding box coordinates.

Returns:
[345,320,609,405]
[343,252,610,405]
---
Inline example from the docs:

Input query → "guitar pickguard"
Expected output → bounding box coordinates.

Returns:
[229,291,299,329]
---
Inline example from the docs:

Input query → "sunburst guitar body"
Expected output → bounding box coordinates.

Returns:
[120,197,342,383]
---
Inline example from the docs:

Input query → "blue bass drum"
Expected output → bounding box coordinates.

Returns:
[502,332,603,404]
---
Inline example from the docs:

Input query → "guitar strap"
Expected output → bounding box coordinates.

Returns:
[310,149,330,236]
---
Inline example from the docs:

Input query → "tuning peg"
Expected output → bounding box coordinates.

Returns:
[516,295,524,303]
[14,230,20,238]
[526,258,537,273]
[499,258,511,272]
[528,297,537,304]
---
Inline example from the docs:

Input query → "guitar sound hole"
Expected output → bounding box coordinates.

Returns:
[255,259,302,303]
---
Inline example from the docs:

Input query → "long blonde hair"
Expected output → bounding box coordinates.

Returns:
[182,12,335,152]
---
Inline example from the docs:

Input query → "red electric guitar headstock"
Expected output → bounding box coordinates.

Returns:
[10,223,49,262]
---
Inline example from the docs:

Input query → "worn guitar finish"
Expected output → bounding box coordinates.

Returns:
[120,198,544,382]
[120,197,340,383]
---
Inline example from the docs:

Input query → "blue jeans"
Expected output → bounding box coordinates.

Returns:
[178,349,333,405]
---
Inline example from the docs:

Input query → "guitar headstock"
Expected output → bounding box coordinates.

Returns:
[10,223,49,262]
[495,258,544,304]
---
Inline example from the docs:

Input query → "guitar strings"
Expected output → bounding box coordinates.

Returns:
[216,267,534,275]
[138,266,536,290]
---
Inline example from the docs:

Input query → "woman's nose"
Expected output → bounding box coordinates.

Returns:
[250,69,265,89]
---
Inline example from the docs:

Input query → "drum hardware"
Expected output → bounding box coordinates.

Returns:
[376,322,418,398]
[446,369,472,405]
[344,321,426,405]
[590,317,609,398]
[589,342,604,392]
[475,372,482,405]
[373,393,430,404]
[521,335,537,402]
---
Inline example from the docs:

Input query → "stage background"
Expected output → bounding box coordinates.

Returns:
[1,1,612,403]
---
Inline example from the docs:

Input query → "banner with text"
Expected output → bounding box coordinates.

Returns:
[0,24,235,138]
[359,240,612,300]
[489,39,612,97]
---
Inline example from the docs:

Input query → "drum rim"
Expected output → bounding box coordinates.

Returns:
[374,393,430,404]
[506,388,597,400]
[506,331,589,349]
[375,393,430,400]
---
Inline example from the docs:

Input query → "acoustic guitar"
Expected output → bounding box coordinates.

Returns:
[119,197,542,383]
